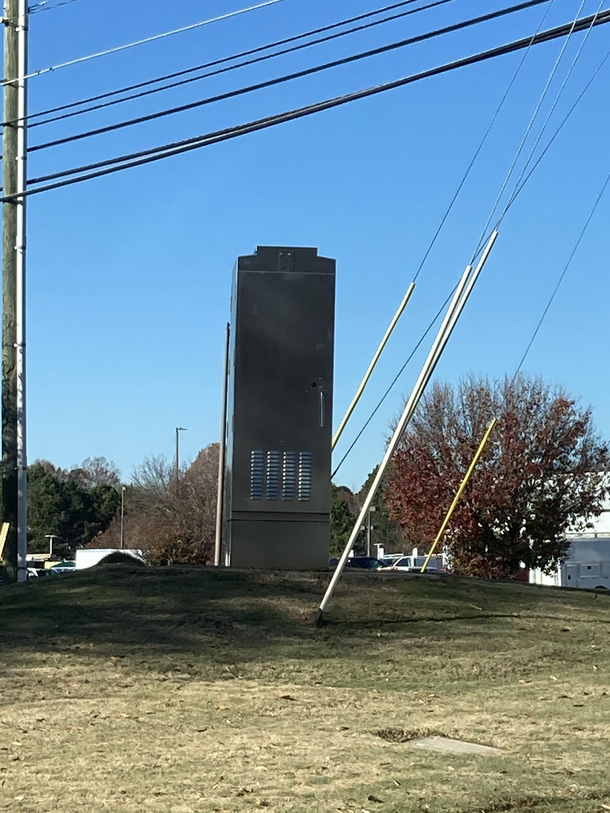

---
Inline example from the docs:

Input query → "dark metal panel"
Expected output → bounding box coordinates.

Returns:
[229,518,331,570]
[226,246,335,570]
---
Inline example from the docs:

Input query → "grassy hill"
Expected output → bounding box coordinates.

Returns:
[0,566,609,812]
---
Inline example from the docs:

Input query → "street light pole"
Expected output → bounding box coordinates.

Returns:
[44,533,58,556]
[175,427,187,482]
[366,505,376,558]
[120,486,126,549]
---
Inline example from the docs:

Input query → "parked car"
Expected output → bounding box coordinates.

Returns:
[49,560,77,575]
[383,555,444,573]
[329,556,384,570]
[380,553,404,568]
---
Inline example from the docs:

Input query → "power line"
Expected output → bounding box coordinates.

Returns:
[513,167,610,377]
[6,8,610,200]
[507,45,610,212]
[1,0,285,87]
[29,0,82,12]
[410,0,556,284]
[29,0,555,153]
[331,291,455,479]
[26,0,457,130]
[471,0,592,261]
[501,0,606,216]
[333,4,609,475]
[23,0,453,125]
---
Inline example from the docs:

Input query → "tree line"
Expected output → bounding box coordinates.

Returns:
[27,375,609,576]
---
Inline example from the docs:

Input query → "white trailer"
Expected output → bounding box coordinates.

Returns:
[530,537,610,590]
[75,548,144,570]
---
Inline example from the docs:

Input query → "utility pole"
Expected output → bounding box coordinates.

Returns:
[2,0,28,582]
[214,323,230,567]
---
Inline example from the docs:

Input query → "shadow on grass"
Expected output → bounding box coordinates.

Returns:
[0,565,607,668]
[0,566,331,664]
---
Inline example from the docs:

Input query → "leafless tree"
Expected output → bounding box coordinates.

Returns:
[97,444,220,564]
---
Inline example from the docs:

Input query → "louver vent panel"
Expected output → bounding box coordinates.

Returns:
[266,451,281,500]
[282,452,297,501]
[250,450,313,502]
[250,450,264,500]
[298,452,313,501]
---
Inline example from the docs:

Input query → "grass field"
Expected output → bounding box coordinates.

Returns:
[1,566,609,813]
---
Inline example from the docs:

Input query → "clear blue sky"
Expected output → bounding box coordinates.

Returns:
[23,0,610,489]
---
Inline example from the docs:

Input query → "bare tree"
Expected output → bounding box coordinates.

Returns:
[98,445,220,564]
[70,457,121,490]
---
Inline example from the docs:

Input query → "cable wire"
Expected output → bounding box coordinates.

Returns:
[22,0,453,125]
[29,0,83,12]
[334,2,608,475]
[5,9,609,199]
[26,0,456,130]
[507,45,610,212]
[331,0,556,474]
[332,290,456,478]
[513,168,610,377]
[501,0,606,217]
[471,0,590,261]
[28,0,556,154]
[411,0,556,283]
[2,0,285,87]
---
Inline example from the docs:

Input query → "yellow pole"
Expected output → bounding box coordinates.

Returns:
[420,417,497,574]
[332,282,416,450]
[0,522,10,561]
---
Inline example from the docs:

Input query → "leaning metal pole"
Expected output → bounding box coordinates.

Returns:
[315,231,499,623]
[214,322,230,567]
[332,282,415,450]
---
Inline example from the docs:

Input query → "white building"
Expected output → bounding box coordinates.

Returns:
[530,496,610,590]
[75,548,144,569]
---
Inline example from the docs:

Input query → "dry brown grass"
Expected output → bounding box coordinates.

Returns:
[1,566,609,812]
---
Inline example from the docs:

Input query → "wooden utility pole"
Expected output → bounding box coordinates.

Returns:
[2,0,28,582]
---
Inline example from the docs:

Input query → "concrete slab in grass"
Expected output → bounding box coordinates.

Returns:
[410,736,505,756]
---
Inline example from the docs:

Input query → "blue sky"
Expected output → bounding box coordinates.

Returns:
[22,0,610,489]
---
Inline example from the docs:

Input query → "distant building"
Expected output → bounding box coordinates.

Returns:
[530,495,610,590]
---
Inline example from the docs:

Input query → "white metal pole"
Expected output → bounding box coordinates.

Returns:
[214,322,230,566]
[120,486,126,549]
[316,231,499,622]
[332,282,416,450]
[15,0,28,582]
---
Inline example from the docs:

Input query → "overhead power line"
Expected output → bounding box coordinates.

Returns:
[331,290,455,479]
[513,167,610,377]
[22,0,454,125]
[6,8,610,200]
[29,0,82,12]
[29,0,554,153]
[26,0,457,130]
[502,0,606,216]
[2,0,285,86]
[508,46,610,211]
[471,0,594,260]
[332,0,610,478]
[410,0,556,284]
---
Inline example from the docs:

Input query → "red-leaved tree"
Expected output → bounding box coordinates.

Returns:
[385,375,610,577]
